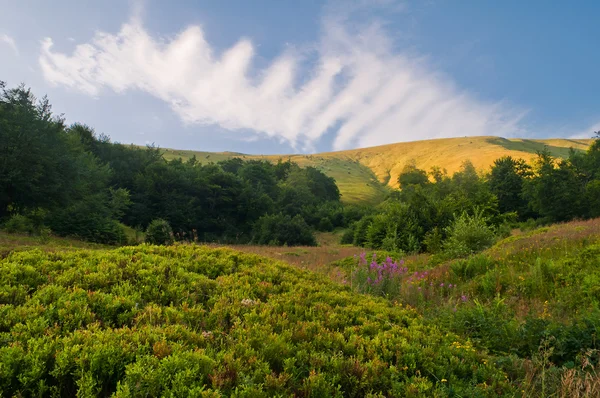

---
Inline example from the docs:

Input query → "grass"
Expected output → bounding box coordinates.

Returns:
[326,217,600,397]
[2,216,600,395]
[156,136,593,204]
[0,231,107,256]
[0,244,513,396]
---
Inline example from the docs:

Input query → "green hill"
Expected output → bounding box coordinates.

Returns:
[159,136,593,204]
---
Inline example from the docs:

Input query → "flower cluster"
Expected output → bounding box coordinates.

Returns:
[353,253,407,297]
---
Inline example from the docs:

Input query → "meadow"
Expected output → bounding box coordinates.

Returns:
[2,217,600,396]
[0,243,513,397]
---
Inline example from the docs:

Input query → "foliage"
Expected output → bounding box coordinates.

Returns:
[352,252,408,298]
[0,83,349,246]
[488,156,532,219]
[0,245,513,396]
[352,161,500,253]
[443,209,497,258]
[252,213,317,246]
[145,219,174,245]
[3,214,36,235]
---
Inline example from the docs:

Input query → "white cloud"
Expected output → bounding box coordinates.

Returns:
[38,10,526,151]
[1,34,18,55]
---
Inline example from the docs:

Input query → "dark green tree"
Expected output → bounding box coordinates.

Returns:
[488,156,532,219]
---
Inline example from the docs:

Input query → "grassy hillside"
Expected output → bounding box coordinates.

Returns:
[0,245,512,397]
[328,218,600,397]
[160,136,593,204]
[2,216,600,396]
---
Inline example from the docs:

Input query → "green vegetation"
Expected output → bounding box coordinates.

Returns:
[158,137,593,203]
[348,134,600,257]
[0,245,513,397]
[2,80,600,396]
[0,82,357,247]
[145,219,174,246]
[337,218,600,397]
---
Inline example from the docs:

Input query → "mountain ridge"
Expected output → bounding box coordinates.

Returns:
[159,136,594,204]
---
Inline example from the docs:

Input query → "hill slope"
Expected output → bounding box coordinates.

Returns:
[161,136,593,204]
[0,245,512,396]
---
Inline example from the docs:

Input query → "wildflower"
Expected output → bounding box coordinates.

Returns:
[241,298,258,306]
[440,283,444,287]
[441,379,447,383]
[448,284,453,288]
[461,295,468,302]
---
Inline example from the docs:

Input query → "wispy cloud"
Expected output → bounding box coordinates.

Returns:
[39,5,527,151]
[1,34,18,56]
[570,122,600,139]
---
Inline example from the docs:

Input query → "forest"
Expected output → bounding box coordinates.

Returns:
[344,137,600,257]
[2,81,600,257]
[0,82,352,247]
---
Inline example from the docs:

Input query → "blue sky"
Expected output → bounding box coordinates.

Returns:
[1,0,598,154]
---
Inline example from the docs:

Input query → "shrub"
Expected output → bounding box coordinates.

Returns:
[252,213,317,246]
[317,217,334,232]
[423,227,444,253]
[0,245,514,396]
[443,209,496,258]
[340,223,356,244]
[145,219,174,245]
[47,200,128,245]
[352,215,374,246]
[3,214,35,234]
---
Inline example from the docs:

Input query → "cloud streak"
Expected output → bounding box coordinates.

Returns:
[39,9,526,151]
[1,34,18,55]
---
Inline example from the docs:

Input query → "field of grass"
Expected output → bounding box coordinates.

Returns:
[0,244,512,397]
[2,216,600,396]
[0,231,107,256]
[158,136,593,204]
[328,218,600,397]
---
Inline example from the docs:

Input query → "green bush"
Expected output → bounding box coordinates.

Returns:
[423,227,444,253]
[317,217,334,232]
[443,210,496,258]
[3,214,35,234]
[340,223,356,244]
[0,245,514,396]
[47,199,128,245]
[145,219,174,245]
[352,215,374,246]
[252,213,317,246]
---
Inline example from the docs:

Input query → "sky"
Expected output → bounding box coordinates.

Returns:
[1,0,598,154]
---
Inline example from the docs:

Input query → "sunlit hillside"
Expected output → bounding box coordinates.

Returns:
[160,136,593,203]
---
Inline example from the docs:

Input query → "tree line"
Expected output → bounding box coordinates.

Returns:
[345,134,600,256]
[0,82,363,246]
